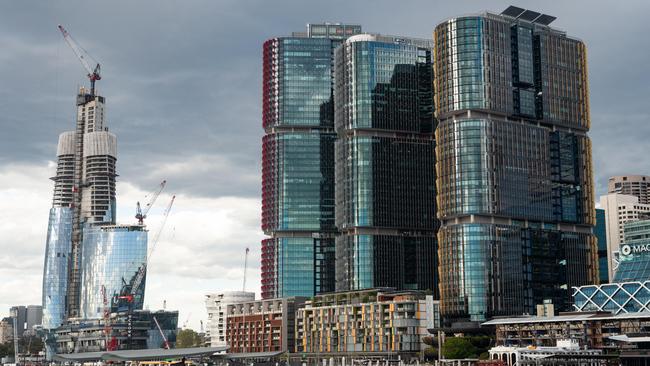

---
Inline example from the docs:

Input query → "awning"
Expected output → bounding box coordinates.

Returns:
[54,346,229,362]
[224,351,285,359]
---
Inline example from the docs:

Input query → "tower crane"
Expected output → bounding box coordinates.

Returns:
[153,316,171,349]
[58,25,101,95]
[113,195,175,351]
[136,180,167,225]
[118,195,176,305]
[182,313,192,329]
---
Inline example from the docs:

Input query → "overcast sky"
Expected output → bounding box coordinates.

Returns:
[1,0,649,330]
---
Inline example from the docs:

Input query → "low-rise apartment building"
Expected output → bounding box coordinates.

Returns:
[295,289,435,357]
[226,297,306,353]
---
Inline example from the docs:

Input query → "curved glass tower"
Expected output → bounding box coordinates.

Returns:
[42,132,76,331]
[261,23,362,299]
[333,34,437,293]
[434,8,597,325]
[79,224,147,319]
[42,208,72,330]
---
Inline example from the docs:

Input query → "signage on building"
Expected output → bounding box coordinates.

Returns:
[621,244,650,256]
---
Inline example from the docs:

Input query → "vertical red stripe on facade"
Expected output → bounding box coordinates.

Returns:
[261,238,276,299]
[261,39,280,299]
[262,39,279,130]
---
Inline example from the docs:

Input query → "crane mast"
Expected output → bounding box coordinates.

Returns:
[243,247,249,291]
[153,316,171,349]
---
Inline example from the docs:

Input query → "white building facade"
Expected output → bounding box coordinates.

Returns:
[204,291,254,347]
[489,339,602,366]
[600,193,650,279]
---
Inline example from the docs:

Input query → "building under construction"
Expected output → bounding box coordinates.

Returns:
[41,25,177,358]
[55,310,178,354]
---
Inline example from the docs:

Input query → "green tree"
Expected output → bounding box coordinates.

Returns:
[0,342,14,359]
[19,336,44,355]
[176,329,203,348]
[442,337,478,359]
[469,336,492,350]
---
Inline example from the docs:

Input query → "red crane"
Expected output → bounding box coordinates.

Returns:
[58,25,101,95]
[101,285,117,351]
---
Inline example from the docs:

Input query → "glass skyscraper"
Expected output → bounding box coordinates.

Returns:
[261,23,362,299]
[79,224,147,319]
[434,7,597,324]
[333,34,437,293]
[41,86,149,356]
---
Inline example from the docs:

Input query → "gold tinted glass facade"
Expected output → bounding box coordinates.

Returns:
[434,12,597,324]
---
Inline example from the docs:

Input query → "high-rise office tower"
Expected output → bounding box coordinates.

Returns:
[66,88,117,319]
[43,86,118,326]
[434,7,597,325]
[43,86,148,334]
[9,307,27,338]
[42,134,74,331]
[333,34,437,292]
[261,23,362,299]
[608,175,650,204]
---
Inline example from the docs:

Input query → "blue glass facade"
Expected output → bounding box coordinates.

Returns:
[262,132,335,232]
[42,207,73,330]
[42,207,73,358]
[334,35,437,293]
[614,220,650,282]
[79,225,147,319]
[261,25,362,299]
[434,12,596,324]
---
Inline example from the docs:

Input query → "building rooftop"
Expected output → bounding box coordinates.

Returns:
[482,311,650,325]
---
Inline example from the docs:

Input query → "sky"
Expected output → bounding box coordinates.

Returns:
[0,0,649,331]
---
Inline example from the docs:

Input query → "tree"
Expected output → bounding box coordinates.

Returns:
[442,337,478,359]
[176,329,203,348]
[19,336,44,355]
[0,342,14,359]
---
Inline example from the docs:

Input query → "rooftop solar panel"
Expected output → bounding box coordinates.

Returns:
[519,10,541,21]
[502,5,526,17]
[534,14,557,26]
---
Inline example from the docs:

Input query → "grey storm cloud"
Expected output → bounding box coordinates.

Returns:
[1,0,650,328]
[2,0,650,199]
